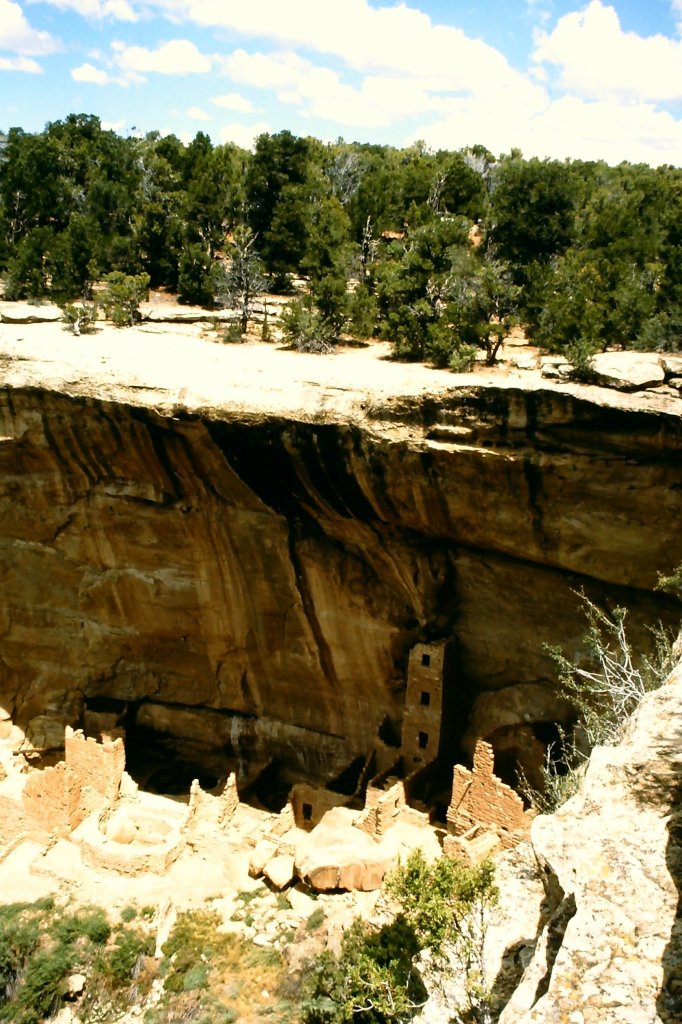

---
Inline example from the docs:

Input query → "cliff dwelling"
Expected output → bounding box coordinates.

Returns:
[0,326,680,889]
[0,725,530,890]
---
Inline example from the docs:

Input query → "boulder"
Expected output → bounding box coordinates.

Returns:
[263,853,295,890]
[0,301,62,324]
[64,973,86,998]
[295,806,440,892]
[154,899,177,958]
[249,839,277,878]
[660,354,682,378]
[104,810,137,845]
[592,351,665,391]
[286,884,317,916]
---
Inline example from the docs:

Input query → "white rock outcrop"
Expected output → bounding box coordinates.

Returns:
[500,659,682,1024]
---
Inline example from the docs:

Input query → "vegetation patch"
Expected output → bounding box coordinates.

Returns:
[519,591,678,813]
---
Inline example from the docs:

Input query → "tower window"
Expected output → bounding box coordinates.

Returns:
[418,731,428,750]
[421,653,431,667]
[420,691,431,707]
[302,802,313,822]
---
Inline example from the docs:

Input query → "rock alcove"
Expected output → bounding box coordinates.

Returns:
[1,331,681,820]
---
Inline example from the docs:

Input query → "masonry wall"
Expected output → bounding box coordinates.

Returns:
[401,641,448,768]
[447,740,526,848]
[65,727,125,802]
[354,778,406,837]
[23,762,72,835]
[290,783,349,830]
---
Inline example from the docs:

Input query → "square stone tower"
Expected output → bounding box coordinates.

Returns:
[401,640,451,767]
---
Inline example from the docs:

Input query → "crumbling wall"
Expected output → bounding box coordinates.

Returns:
[64,727,125,803]
[183,773,240,834]
[22,762,72,835]
[447,740,527,849]
[0,792,28,858]
[355,778,406,837]
[290,783,349,830]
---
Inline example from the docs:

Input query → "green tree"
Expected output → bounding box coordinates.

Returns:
[444,251,520,366]
[177,242,216,306]
[303,195,354,333]
[489,155,578,271]
[375,216,470,362]
[301,852,498,1024]
[245,130,318,285]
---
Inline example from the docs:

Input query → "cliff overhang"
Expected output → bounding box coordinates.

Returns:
[0,323,680,804]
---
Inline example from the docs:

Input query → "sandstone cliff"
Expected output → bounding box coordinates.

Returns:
[0,325,680,793]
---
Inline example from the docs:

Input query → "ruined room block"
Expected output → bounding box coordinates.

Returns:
[447,739,527,848]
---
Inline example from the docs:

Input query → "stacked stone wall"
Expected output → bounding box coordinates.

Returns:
[447,740,526,849]
[354,778,406,837]
[23,762,71,835]
[64,727,125,802]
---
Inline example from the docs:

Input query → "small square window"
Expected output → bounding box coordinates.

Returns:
[421,653,431,667]
[418,731,428,750]
[420,691,431,707]
[302,802,313,822]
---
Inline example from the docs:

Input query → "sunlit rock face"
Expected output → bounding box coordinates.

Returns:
[499,658,682,1024]
[0,382,680,790]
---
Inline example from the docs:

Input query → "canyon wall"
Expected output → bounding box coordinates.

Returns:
[1,356,680,789]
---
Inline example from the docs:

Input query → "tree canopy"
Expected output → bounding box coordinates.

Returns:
[1,114,681,362]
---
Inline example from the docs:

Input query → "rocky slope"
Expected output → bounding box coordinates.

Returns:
[499,655,682,1024]
[0,322,680,793]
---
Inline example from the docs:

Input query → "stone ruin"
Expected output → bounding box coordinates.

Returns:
[444,739,529,864]
[0,641,532,891]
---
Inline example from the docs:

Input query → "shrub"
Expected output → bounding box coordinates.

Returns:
[100,271,149,327]
[0,910,40,997]
[519,592,677,812]
[656,561,682,596]
[53,906,111,946]
[17,947,74,1024]
[305,908,325,932]
[448,343,478,372]
[280,296,336,353]
[60,303,98,336]
[347,285,377,341]
[300,851,498,1024]
[102,928,153,986]
[564,337,598,382]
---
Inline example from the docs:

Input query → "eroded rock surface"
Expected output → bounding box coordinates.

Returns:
[501,661,682,1024]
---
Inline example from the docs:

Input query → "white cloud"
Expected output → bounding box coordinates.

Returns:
[186,105,210,120]
[218,120,270,149]
[30,0,137,21]
[419,93,682,166]
[210,91,254,113]
[0,0,56,55]
[223,48,544,129]
[102,118,125,131]
[534,1,682,102]
[0,54,43,72]
[154,0,532,97]
[111,38,211,75]
[71,61,109,84]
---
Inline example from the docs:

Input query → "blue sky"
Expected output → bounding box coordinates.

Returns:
[2,1,682,164]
